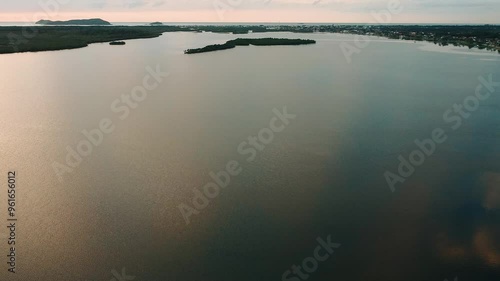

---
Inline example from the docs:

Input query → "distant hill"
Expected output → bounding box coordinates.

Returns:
[36,18,112,26]
[150,22,164,26]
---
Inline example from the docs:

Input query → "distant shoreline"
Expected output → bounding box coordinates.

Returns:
[1,21,499,25]
[0,25,498,55]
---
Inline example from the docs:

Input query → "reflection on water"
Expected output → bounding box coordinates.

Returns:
[0,32,499,281]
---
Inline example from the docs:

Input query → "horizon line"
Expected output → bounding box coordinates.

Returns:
[0,21,499,25]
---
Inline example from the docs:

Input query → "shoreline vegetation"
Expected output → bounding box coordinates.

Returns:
[184,38,316,54]
[0,22,498,55]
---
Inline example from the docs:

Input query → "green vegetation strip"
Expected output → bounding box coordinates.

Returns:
[184,38,317,54]
[0,25,498,55]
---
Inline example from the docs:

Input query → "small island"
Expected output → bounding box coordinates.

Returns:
[150,22,164,26]
[184,38,316,54]
[36,18,112,26]
[109,41,126,45]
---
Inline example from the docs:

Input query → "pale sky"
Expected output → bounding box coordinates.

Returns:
[0,0,499,24]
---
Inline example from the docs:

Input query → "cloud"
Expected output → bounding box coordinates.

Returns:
[126,0,149,9]
[90,0,167,10]
[152,1,167,8]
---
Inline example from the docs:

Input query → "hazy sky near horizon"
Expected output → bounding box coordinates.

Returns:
[0,0,499,23]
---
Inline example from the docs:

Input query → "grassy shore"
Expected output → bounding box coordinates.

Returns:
[0,25,498,55]
[0,26,184,54]
[0,25,284,54]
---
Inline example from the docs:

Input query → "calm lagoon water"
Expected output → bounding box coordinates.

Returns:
[0,32,499,281]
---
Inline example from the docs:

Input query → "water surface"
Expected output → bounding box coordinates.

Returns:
[0,32,499,281]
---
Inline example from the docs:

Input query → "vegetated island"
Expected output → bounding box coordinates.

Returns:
[36,18,112,26]
[184,38,316,54]
[0,25,498,54]
[150,22,164,26]
[109,41,126,45]
[0,26,169,54]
